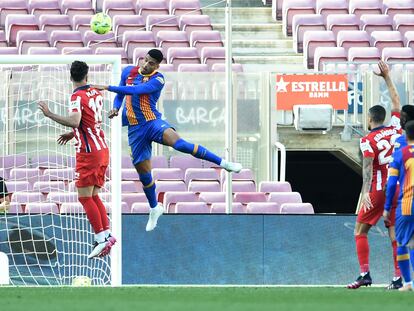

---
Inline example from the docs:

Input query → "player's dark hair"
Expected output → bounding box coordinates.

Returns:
[148,49,163,64]
[368,105,386,123]
[405,120,414,140]
[70,61,89,83]
[402,105,414,122]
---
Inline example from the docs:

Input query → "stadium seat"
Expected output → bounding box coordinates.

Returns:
[29,0,61,20]
[224,181,256,192]
[210,202,246,214]
[259,181,292,193]
[174,202,209,213]
[152,168,184,181]
[405,31,414,48]
[103,0,136,18]
[122,193,148,209]
[156,181,187,201]
[60,0,95,20]
[25,202,58,214]
[5,181,31,193]
[292,14,325,53]
[123,31,156,61]
[11,192,45,205]
[28,46,59,54]
[337,30,370,50]
[167,47,201,70]
[46,192,78,204]
[151,155,169,168]
[201,47,226,69]
[384,0,414,19]
[234,192,267,204]
[188,180,221,192]
[163,191,198,213]
[316,0,348,21]
[282,0,316,36]
[83,30,117,52]
[130,202,151,213]
[303,30,336,69]
[113,15,145,44]
[190,30,223,53]
[184,168,219,185]
[280,202,314,214]
[137,0,169,21]
[268,192,303,205]
[394,14,414,35]
[146,15,179,38]
[95,47,129,64]
[61,46,92,54]
[169,0,202,16]
[6,14,39,47]
[71,15,92,36]
[9,168,41,185]
[348,46,381,62]
[199,191,225,203]
[326,14,360,37]
[170,155,203,171]
[382,47,414,61]
[41,168,75,182]
[314,46,347,71]
[179,15,212,36]
[361,15,393,33]
[50,30,84,52]
[39,15,72,35]
[177,63,209,71]
[349,0,383,19]
[133,47,163,65]
[157,30,189,54]
[246,202,280,214]
[17,30,49,54]
[211,63,244,72]
[33,181,66,193]
[0,0,28,29]
[371,31,404,50]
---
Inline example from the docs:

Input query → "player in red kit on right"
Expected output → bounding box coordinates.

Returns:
[347,61,403,289]
[38,61,116,259]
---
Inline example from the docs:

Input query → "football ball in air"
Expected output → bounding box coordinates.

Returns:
[91,13,112,35]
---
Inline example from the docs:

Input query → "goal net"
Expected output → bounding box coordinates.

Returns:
[0,55,122,286]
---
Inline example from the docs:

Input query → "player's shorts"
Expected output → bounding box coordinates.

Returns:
[128,119,173,165]
[395,214,414,246]
[357,187,398,228]
[75,149,109,188]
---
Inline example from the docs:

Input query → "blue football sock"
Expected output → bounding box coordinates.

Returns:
[173,138,222,165]
[398,246,411,283]
[139,172,157,208]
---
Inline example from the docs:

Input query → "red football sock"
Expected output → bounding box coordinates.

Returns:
[92,195,110,231]
[355,234,370,273]
[392,240,401,277]
[79,196,103,234]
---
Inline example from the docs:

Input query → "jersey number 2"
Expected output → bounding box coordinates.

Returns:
[88,95,103,122]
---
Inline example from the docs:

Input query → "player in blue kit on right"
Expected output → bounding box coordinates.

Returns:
[92,49,242,232]
[385,120,414,291]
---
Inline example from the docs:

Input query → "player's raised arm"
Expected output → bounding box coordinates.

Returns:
[38,101,81,128]
[375,60,400,112]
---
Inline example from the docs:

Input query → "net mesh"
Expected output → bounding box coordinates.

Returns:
[0,64,114,285]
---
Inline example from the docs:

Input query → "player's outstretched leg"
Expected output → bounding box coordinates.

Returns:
[172,138,242,173]
[138,168,164,232]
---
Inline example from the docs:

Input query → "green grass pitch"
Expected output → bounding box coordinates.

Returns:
[1,286,412,311]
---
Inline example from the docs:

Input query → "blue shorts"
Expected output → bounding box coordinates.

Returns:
[395,214,414,246]
[128,119,172,165]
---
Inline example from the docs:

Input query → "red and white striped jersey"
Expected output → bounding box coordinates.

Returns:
[69,85,108,153]
[360,111,402,192]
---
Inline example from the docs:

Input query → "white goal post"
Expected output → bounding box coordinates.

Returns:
[0,55,122,286]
